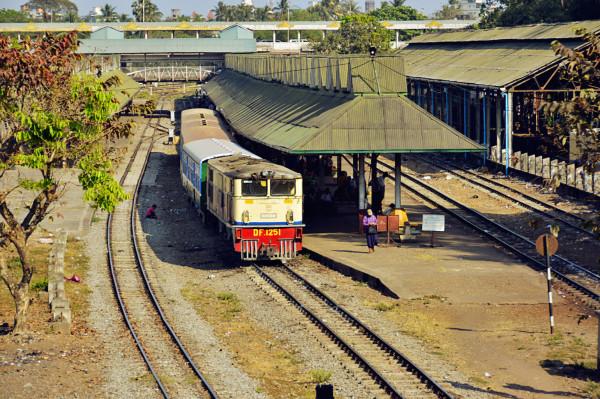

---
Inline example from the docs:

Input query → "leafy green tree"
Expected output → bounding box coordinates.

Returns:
[0,33,131,333]
[433,0,461,19]
[0,9,30,22]
[101,4,119,22]
[309,0,342,20]
[119,13,132,22]
[480,0,600,28]
[541,30,599,234]
[25,0,78,22]
[312,14,392,54]
[276,0,290,20]
[131,0,163,22]
[369,1,426,20]
[212,1,233,21]
[191,12,205,22]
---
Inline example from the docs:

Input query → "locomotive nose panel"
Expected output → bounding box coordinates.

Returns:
[236,227,301,260]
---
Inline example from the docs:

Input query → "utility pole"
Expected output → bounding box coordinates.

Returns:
[142,0,145,22]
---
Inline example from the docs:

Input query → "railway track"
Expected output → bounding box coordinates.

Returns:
[375,159,600,308]
[413,155,596,238]
[250,263,454,399]
[106,115,218,398]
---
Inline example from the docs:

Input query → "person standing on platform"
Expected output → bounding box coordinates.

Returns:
[363,209,378,253]
[370,172,388,214]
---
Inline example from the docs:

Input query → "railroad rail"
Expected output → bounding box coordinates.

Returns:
[252,263,453,399]
[106,115,218,398]
[376,160,600,307]
[413,155,595,238]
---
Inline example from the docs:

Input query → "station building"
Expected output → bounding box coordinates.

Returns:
[399,20,600,194]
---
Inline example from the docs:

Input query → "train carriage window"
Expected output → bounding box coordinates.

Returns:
[270,179,296,196]
[242,179,267,196]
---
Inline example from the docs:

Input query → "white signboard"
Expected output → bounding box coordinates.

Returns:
[422,214,445,232]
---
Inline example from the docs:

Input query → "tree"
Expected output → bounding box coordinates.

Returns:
[24,0,78,22]
[479,0,600,28]
[276,0,290,20]
[312,14,392,54]
[0,9,30,23]
[0,33,131,333]
[369,1,426,20]
[309,0,343,20]
[541,30,600,234]
[340,0,359,15]
[212,1,232,21]
[433,0,461,19]
[131,0,163,22]
[101,4,119,22]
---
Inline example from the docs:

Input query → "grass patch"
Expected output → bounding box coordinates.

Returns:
[31,278,48,292]
[216,291,242,319]
[585,381,600,399]
[309,369,332,384]
[545,331,593,367]
[64,239,92,326]
[371,301,396,312]
[182,282,312,399]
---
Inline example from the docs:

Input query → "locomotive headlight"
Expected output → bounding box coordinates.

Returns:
[286,209,294,224]
[242,210,250,224]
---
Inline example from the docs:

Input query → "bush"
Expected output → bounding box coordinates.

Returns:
[217,292,236,302]
[372,302,395,312]
[309,369,332,384]
[31,278,48,292]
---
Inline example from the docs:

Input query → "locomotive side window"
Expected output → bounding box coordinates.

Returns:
[270,179,296,196]
[242,180,267,196]
[207,169,214,201]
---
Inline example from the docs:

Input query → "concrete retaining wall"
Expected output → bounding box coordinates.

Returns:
[490,145,599,196]
[47,231,71,334]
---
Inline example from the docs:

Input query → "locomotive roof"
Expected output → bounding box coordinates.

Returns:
[180,108,230,145]
[208,154,301,179]
[183,138,258,164]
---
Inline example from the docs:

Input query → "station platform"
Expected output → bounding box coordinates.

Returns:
[303,195,550,305]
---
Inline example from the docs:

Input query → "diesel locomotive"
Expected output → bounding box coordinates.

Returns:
[179,108,304,261]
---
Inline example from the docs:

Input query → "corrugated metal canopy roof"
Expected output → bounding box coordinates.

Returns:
[204,70,484,154]
[410,20,600,44]
[400,40,581,88]
[401,20,600,88]
[78,38,256,55]
[101,69,139,110]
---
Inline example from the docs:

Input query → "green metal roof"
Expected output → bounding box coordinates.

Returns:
[225,54,407,94]
[400,39,582,89]
[204,70,484,154]
[410,19,600,44]
[78,37,256,55]
[101,70,140,109]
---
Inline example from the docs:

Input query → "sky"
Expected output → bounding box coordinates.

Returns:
[0,0,447,18]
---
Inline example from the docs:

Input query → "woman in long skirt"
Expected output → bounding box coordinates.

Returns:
[363,209,378,253]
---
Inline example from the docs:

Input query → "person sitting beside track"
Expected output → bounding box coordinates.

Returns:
[145,204,158,219]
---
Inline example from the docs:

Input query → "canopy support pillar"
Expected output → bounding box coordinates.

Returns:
[496,93,502,162]
[484,94,490,163]
[394,154,402,208]
[504,91,513,175]
[358,154,366,210]
[475,92,481,143]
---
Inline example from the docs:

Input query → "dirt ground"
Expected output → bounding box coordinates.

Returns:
[292,257,599,399]
[0,238,104,399]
